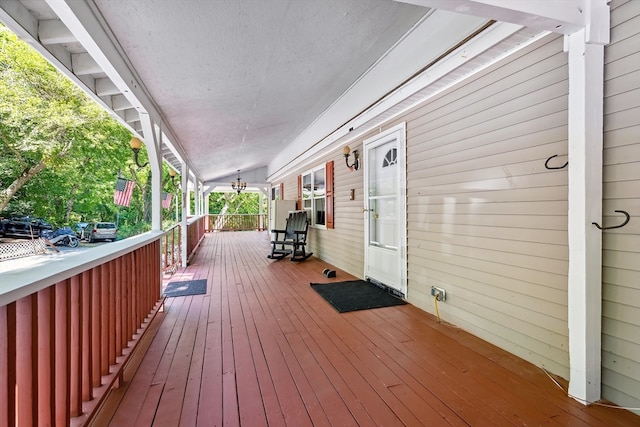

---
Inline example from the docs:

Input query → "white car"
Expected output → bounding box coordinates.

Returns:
[86,222,118,242]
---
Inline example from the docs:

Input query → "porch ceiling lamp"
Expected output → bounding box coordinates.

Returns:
[231,169,247,194]
[129,137,148,168]
[343,146,359,171]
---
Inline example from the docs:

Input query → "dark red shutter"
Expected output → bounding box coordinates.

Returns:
[326,161,334,229]
[279,183,284,200]
[297,175,302,210]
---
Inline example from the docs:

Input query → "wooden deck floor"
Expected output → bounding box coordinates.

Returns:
[94,231,638,426]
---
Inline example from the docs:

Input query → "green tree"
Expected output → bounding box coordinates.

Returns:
[0,24,182,237]
[208,192,263,214]
[0,25,103,212]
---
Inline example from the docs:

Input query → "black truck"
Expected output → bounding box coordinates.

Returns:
[0,216,53,239]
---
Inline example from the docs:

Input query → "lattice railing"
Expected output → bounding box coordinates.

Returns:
[0,239,48,261]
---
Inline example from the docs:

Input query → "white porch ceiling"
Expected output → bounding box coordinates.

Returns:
[0,0,567,187]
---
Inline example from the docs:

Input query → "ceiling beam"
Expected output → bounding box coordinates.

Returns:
[396,0,609,43]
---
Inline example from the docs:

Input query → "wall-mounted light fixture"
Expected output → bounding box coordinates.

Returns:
[343,146,359,171]
[231,169,247,194]
[129,137,149,168]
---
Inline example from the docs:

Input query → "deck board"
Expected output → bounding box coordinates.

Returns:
[94,231,640,427]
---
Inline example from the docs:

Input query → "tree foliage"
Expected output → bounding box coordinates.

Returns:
[0,25,181,236]
[208,192,265,214]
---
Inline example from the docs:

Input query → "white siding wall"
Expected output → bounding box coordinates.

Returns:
[404,34,571,377]
[276,4,639,411]
[602,0,640,413]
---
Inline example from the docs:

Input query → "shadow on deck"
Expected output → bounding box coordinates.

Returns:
[93,231,638,426]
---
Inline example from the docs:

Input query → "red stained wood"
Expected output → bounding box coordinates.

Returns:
[70,275,82,417]
[0,305,11,426]
[101,263,110,375]
[82,270,92,402]
[94,231,640,427]
[37,287,55,425]
[115,257,123,358]
[55,281,70,426]
[16,295,35,427]
[91,266,102,388]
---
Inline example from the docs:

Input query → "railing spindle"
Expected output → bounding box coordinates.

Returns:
[55,281,70,426]
[0,304,11,426]
[16,295,35,427]
[69,275,82,417]
[37,287,54,425]
[91,266,102,388]
[82,271,92,401]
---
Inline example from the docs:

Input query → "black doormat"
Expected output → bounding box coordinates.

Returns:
[310,280,407,313]
[163,279,207,297]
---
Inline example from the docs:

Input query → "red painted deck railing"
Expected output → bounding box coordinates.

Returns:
[162,224,181,274]
[0,234,164,426]
[186,215,206,262]
[208,213,266,231]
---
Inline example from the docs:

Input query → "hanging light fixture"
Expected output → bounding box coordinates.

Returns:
[231,169,247,194]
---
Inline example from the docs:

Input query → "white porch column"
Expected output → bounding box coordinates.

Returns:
[138,114,162,231]
[566,27,605,404]
[181,162,189,266]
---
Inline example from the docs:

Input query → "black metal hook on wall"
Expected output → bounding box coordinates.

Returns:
[592,210,631,230]
[545,154,568,170]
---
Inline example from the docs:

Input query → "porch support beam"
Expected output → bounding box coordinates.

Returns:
[180,161,189,267]
[138,114,163,232]
[565,26,606,405]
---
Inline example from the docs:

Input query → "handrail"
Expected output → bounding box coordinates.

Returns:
[0,231,164,307]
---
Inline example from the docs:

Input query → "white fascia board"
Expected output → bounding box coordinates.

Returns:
[267,9,486,179]
[397,0,609,44]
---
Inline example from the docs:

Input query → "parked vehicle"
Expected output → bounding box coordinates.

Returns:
[75,222,89,240]
[41,227,80,248]
[86,222,118,242]
[0,216,53,239]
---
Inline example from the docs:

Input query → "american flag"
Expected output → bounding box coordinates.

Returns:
[114,178,135,207]
[162,192,172,209]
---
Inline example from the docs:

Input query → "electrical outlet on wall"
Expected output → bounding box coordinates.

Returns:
[431,286,446,302]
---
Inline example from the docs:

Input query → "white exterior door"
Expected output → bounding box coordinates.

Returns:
[363,123,407,296]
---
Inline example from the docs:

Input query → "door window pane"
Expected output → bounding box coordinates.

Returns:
[368,142,396,197]
[368,198,397,250]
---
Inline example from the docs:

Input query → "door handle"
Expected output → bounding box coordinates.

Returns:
[362,208,373,213]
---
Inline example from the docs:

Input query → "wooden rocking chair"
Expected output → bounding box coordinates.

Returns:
[267,210,313,261]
